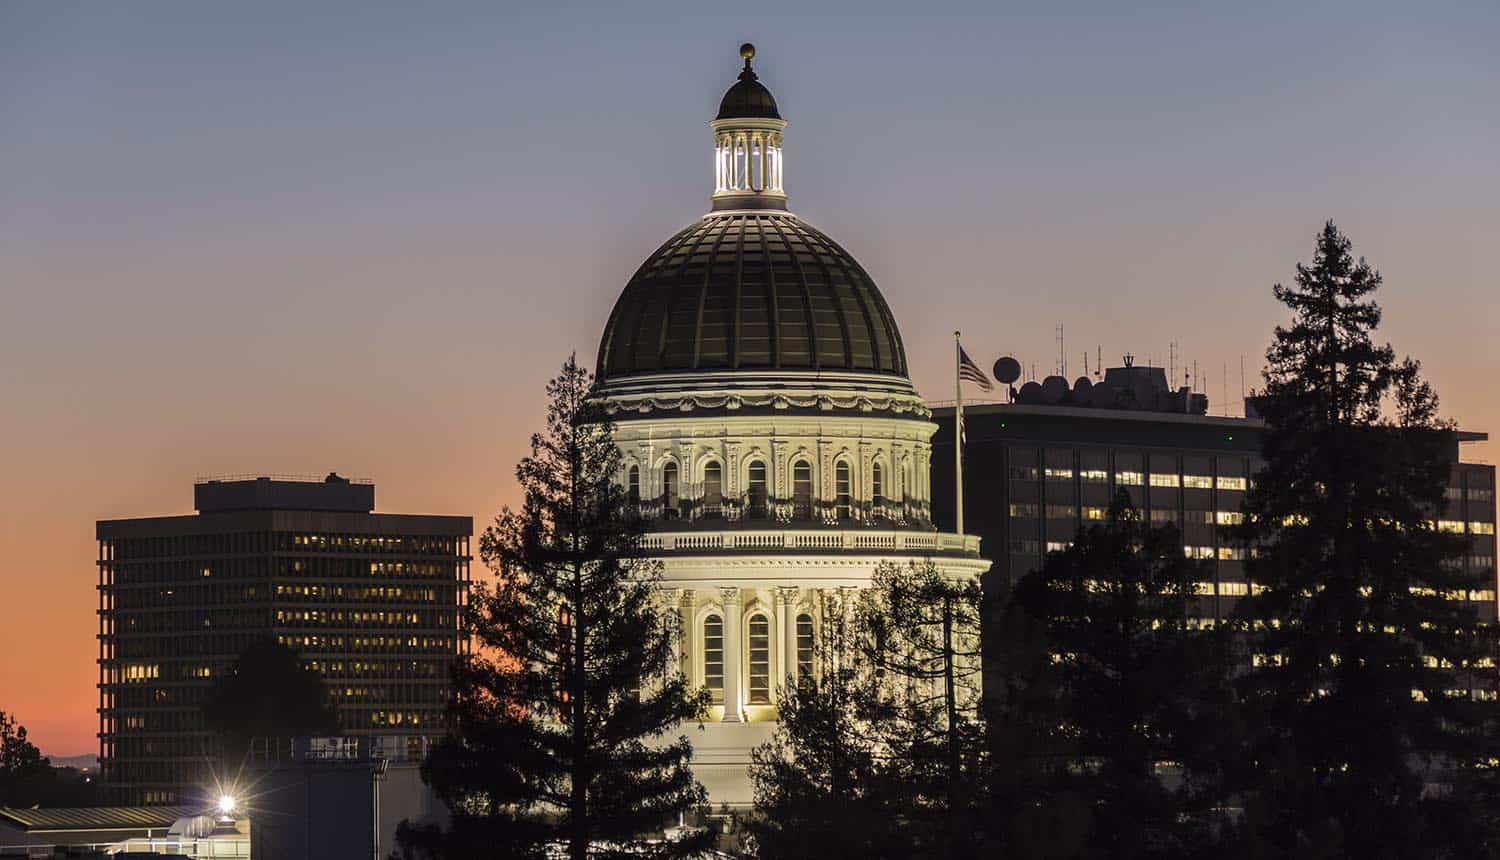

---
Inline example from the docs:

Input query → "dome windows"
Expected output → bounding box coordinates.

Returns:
[662,462,680,520]
[834,461,852,520]
[792,461,814,520]
[703,462,724,519]
[747,461,769,520]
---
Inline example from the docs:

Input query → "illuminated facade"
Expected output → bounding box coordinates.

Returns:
[592,45,989,805]
[96,475,470,805]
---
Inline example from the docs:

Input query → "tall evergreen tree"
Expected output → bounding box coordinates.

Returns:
[398,356,709,860]
[746,589,894,859]
[1231,222,1499,858]
[856,561,988,859]
[1003,492,1234,859]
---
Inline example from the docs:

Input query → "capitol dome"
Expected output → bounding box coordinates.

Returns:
[596,211,908,380]
[588,46,988,810]
[596,43,909,395]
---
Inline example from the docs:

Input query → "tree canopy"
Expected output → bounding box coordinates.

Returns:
[399,355,708,860]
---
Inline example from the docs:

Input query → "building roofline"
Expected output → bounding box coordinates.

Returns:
[929,402,1488,443]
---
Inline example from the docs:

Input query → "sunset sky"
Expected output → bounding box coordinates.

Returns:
[2,1,1496,755]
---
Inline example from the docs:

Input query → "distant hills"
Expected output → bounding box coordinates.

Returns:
[47,754,98,771]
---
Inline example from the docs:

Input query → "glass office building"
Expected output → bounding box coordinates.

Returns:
[96,475,471,805]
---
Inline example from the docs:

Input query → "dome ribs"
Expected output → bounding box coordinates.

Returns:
[692,218,735,368]
[597,212,909,381]
[656,219,720,371]
[775,215,827,370]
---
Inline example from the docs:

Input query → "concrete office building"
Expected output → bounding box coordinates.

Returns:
[96,474,472,805]
[929,364,1497,625]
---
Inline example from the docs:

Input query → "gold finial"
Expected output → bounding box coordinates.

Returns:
[740,42,756,62]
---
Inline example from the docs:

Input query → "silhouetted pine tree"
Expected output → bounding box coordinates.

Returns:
[1004,492,1235,859]
[856,560,989,859]
[746,589,894,859]
[1230,222,1500,858]
[397,356,709,860]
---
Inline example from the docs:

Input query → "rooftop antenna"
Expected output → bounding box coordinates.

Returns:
[1055,324,1066,377]
[1222,360,1228,417]
[1239,355,1246,417]
[1083,351,1089,378]
[1192,359,1199,393]
[1169,341,1178,385]
[1096,345,1102,378]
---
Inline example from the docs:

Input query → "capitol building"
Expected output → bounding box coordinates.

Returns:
[590,45,990,806]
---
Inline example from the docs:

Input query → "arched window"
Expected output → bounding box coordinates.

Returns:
[703,615,723,704]
[792,461,813,520]
[871,462,885,514]
[627,466,640,508]
[703,462,723,519]
[796,614,815,679]
[747,461,768,519]
[835,461,852,519]
[747,614,770,704]
[662,462,679,520]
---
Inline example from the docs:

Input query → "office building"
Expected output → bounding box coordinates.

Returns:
[96,474,472,805]
[929,364,1497,625]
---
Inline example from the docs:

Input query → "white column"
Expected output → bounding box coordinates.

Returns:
[681,588,696,681]
[721,586,743,722]
[662,588,683,686]
[777,587,798,686]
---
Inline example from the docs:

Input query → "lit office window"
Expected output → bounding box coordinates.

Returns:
[1115,471,1145,486]
[1183,475,1214,489]
[1217,476,1247,491]
[1150,473,1180,488]
[1080,469,1109,484]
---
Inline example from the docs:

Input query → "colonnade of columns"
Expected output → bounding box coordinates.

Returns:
[665,584,851,723]
[714,131,784,195]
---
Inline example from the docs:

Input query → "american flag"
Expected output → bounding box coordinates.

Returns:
[958,343,993,392]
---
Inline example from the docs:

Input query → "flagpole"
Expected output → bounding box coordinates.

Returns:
[954,330,964,536]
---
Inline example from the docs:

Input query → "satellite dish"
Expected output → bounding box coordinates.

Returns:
[1073,376,1093,395]
[1016,381,1043,404]
[1041,376,1069,404]
[993,356,1022,386]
